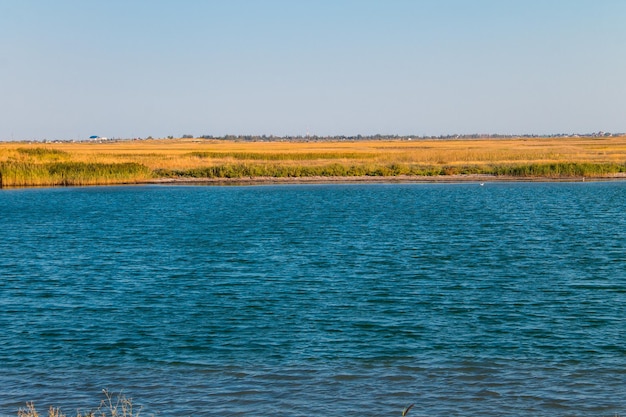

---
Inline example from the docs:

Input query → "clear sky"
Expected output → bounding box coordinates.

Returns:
[1,0,625,140]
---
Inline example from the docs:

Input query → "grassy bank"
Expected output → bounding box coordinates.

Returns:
[154,161,626,179]
[1,137,626,187]
[0,161,153,187]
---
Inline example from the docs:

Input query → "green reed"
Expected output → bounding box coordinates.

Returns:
[0,162,153,187]
[154,161,626,180]
[485,162,626,177]
[16,147,70,161]
[186,151,377,160]
[3,160,625,187]
[156,163,448,178]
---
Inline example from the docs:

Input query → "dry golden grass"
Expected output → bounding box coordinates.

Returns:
[3,137,626,168]
[1,136,626,186]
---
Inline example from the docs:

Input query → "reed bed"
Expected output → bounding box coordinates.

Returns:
[0,161,153,187]
[1,137,626,186]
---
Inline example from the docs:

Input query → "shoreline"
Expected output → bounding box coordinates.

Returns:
[3,174,626,189]
[144,173,626,186]
[2,137,626,187]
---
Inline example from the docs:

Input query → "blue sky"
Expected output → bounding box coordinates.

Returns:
[1,0,625,140]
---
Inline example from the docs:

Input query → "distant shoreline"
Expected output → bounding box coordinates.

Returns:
[145,173,626,186]
[4,174,626,190]
[2,137,626,187]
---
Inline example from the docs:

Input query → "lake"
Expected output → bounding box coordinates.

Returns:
[1,182,625,416]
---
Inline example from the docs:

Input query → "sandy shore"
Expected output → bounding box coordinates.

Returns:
[145,173,626,185]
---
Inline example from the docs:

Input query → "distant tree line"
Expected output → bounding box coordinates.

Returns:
[26,131,623,145]
[188,131,623,142]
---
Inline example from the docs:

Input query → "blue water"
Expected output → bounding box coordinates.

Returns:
[1,182,625,416]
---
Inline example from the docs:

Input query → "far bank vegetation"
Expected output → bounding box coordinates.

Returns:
[1,137,626,187]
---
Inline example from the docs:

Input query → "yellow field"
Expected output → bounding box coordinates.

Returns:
[3,136,626,168]
[1,136,626,186]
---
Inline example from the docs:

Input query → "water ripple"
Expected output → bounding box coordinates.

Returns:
[1,183,625,416]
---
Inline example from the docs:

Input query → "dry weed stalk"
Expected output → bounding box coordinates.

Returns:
[95,389,140,417]
[16,391,140,417]
[17,403,66,417]
[17,402,40,417]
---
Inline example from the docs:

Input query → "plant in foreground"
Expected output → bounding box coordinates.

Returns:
[18,390,418,417]
[17,390,141,417]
